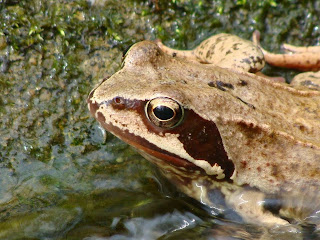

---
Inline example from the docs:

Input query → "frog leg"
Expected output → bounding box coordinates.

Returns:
[156,33,265,73]
[192,33,265,73]
[290,71,320,91]
[252,30,320,71]
[282,44,320,54]
[226,189,290,227]
[155,39,200,62]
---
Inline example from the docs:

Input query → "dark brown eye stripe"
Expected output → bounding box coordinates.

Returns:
[173,109,235,179]
[94,97,235,181]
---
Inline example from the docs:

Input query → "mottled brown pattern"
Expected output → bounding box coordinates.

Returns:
[157,33,265,72]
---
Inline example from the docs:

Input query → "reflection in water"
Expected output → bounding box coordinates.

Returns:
[0,159,319,240]
[102,211,201,240]
[0,157,319,240]
[0,171,319,240]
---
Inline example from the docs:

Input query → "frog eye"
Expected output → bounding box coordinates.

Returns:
[145,97,184,129]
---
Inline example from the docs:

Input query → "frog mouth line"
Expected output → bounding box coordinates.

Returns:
[98,116,199,170]
[87,95,197,169]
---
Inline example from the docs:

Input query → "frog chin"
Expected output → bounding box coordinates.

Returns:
[114,128,199,171]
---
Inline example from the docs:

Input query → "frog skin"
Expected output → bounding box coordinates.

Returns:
[252,30,320,72]
[87,33,320,230]
[252,30,320,91]
[155,33,265,73]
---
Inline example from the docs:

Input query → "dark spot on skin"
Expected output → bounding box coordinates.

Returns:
[240,56,265,73]
[301,80,320,88]
[210,52,215,59]
[219,46,225,52]
[172,52,177,57]
[295,123,306,132]
[202,40,210,47]
[208,81,215,88]
[206,50,211,58]
[256,56,264,65]
[306,75,319,79]
[240,161,247,169]
[236,97,255,109]
[216,81,234,91]
[249,67,258,73]
[217,85,226,91]
[257,166,261,172]
[238,80,248,86]
[249,56,265,73]
[214,36,225,45]
[241,58,252,65]
[231,43,241,50]
[225,50,232,55]
[208,81,235,92]
[181,79,188,84]
[209,44,216,53]
[271,164,279,177]
[237,120,263,138]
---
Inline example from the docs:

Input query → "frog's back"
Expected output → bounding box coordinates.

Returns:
[203,70,320,192]
[230,71,320,145]
[160,64,320,192]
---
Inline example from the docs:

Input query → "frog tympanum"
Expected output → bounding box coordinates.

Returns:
[87,32,320,231]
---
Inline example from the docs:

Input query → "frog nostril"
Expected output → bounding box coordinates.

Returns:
[111,96,126,110]
[114,97,121,104]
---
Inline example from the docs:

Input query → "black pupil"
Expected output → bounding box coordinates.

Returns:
[153,105,174,120]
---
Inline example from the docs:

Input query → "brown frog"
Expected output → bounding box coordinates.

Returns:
[87,32,320,231]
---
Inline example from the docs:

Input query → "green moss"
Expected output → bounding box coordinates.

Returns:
[39,174,60,187]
